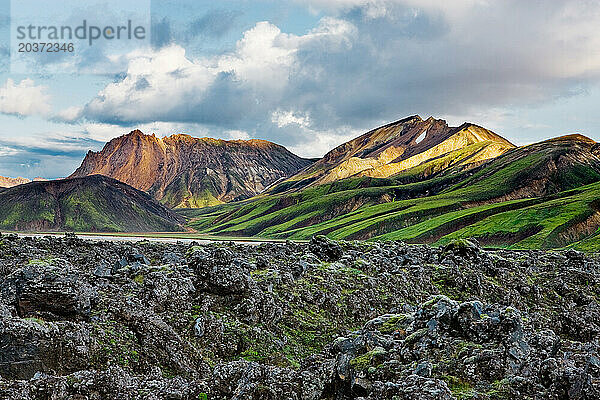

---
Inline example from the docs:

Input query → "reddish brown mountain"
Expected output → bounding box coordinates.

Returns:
[69,130,313,208]
[0,176,30,188]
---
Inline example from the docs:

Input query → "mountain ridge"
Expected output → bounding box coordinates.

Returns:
[184,125,600,250]
[70,130,313,208]
[0,175,183,232]
[4,114,600,250]
[275,116,515,192]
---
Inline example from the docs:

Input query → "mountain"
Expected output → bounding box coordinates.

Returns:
[69,130,313,208]
[183,125,600,250]
[0,176,30,188]
[274,115,515,192]
[0,175,184,232]
[0,176,48,188]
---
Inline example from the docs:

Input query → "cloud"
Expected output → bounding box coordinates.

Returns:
[0,145,18,157]
[0,152,83,180]
[61,0,600,157]
[78,45,219,125]
[271,109,312,128]
[0,79,52,117]
[285,124,362,158]
[54,106,83,122]
[73,18,355,129]
[0,132,102,157]
[0,128,108,179]
[80,121,209,143]
[226,129,251,140]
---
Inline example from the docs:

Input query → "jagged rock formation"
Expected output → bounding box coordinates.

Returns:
[0,175,183,232]
[0,235,599,399]
[69,130,313,208]
[281,115,515,190]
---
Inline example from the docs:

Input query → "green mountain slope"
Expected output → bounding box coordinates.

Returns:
[271,115,514,192]
[181,135,600,250]
[0,175,184,232]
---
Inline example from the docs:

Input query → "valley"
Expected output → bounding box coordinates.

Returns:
[2,116,600,251]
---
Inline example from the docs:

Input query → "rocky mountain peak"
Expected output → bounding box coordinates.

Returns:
[282,115,516,189]
[70,130,313,208]
[128,129,145,137]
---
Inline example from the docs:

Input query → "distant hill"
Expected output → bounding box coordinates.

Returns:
[272,115,515,193]
[0,176,47,188]
[0,176,30,188]
[0,175,183,232]
[184,121,600,251]
[69,130,313,208]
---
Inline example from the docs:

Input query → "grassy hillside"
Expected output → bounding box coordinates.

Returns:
[0,175,184,232]
[268,116,514,193]
[181,136,600,250]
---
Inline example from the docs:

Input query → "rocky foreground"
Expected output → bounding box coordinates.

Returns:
[0,235,599,399]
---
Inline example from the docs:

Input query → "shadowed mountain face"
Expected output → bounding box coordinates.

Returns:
[279,115,515,191]
[0,175,183,232]
[69,130,313,208]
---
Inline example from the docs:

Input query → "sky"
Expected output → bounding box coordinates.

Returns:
[0,0,600,179]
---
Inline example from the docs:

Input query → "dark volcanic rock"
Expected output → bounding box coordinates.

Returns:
[188,246,253,295]
[1,260,96,321]
[309,235,344,262]
[0,235,599,399]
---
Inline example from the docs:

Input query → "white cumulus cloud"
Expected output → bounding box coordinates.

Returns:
[0,79,52,117]
[68,17,356,128]
[53,0,600,157]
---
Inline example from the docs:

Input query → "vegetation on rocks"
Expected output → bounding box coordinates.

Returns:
[0,234,599,398]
